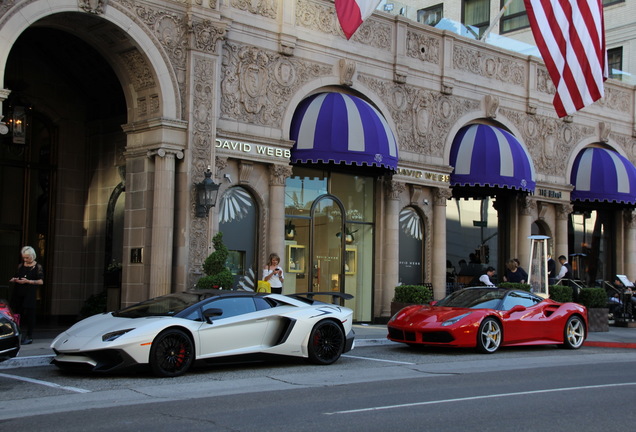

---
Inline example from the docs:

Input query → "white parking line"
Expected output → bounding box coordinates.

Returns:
[342,354,415,365]
[0,372,91,393]
[325,382,636,415]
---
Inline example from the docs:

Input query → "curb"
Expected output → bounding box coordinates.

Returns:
[583,341,636,349]
[0,355,54,370]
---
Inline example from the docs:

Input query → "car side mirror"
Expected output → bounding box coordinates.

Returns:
[503,304,526,317]
[203,308,223,323]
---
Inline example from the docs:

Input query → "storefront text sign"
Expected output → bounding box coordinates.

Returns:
[537,188,562,199]
[215,138,291,160]
[397,167,450,183]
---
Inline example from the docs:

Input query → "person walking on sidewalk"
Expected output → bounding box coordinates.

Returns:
[9,246,44,345]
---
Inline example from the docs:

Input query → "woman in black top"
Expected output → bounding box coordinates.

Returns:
[9,246,44,344]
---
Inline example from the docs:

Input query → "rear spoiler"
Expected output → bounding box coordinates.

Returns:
[288,292,353,304]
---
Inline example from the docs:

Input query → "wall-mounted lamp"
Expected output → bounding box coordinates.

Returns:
[195,167,220,218]
[423,199,429,206]
[2,103,31,144]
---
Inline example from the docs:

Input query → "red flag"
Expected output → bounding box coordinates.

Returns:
[523,0,607,117]
[335,0,381,40]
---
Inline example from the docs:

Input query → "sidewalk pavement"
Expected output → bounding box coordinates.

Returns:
[2,323,635,370]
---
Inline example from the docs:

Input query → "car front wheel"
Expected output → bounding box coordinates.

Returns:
[149,329,194,377]
[476,317,502,354]
[562,315,585,349]
[307,320,345,365]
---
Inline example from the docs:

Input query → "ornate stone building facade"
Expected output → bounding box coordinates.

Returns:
[0,0,634,324]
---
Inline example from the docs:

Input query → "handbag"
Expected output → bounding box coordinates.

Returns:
[256,280,271,293]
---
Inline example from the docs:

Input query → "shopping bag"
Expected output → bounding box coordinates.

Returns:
[256,280,271,293]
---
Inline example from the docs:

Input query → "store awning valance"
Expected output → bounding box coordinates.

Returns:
[290,92,398,172]
[571,147,636,205]
[450,124,536,193]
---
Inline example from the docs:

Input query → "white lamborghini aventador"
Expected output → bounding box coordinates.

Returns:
[51,290,355,377]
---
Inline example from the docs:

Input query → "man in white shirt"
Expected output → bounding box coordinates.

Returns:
[479,267,496,286]
[556,255,572,281]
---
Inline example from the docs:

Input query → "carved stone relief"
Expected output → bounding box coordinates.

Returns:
[406,30,441,65]
[358,74,480,155]
[386,180,406,200]
[220,42,331,127]
[231,0,277,19]
[536,67,556,95]
[269,164,293,186]
[295,0,391,50]
[119,49,156,91]
[79,0,108,14]
[191,19,226,54]
[499,108,594,177]
[453,45,525,86]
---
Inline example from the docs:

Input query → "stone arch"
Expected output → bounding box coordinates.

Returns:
[0,1,180,122]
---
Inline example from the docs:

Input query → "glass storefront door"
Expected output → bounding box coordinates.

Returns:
[310,196,344,295]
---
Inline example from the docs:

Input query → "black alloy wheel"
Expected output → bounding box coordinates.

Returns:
[149,329,194,377]
[307,320,345,365]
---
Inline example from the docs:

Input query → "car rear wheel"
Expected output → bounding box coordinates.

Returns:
[476,317,502,354]
[307,320,345,365]
[149,329,194,377]
[562,315,585,349]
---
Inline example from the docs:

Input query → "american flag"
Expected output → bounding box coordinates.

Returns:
[335,0,381,40]
[523,0,607,117]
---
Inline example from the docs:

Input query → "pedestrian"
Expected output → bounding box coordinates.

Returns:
[547,254,556,284]
[556,255,572,281]
[9,246,44,345]
[263,252,284,294]
[504,259,527,283]
[478,266,497,287]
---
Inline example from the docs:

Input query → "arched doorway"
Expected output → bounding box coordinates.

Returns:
[1,21,126,322]
[218,187,259,290]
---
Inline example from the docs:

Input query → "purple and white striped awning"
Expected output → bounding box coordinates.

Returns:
[290,93,398,171]
[571,147,636,204]
[450,124,536,193]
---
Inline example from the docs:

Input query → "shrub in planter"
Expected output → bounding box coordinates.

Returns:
[577,287,607,308]
[578,287,609,332]
[392,285,433,304]
[497,282,531,291]
[197,232,235,290]
[548,285,573,303]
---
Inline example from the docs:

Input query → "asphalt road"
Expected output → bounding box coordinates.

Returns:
[1,343,635,431]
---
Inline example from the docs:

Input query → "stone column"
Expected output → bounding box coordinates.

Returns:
[382,181,405,317]
[432,188,452,299]
[148,148,184,299]
[268,165,292,263]
[518,195,535,271]
[555,203,572,261]
[626,211,636,279]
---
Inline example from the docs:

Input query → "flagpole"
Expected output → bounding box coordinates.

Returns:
[480,0,514,41]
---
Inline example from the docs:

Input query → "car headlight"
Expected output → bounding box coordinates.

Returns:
[441,312,471,327]
[102,328,134,342]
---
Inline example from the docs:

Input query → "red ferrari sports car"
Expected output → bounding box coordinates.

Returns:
[387,287,587,353]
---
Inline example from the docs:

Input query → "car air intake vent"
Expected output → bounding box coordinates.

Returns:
[422,332,454,343]
[388,328,405,340]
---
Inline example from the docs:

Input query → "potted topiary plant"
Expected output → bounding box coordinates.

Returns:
[196,232,235,290]
[578,287,608,332]
[497,282,531,291]
[391,284,433,316]
[548,284,573,303]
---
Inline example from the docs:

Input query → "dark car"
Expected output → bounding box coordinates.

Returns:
[0,299,20,362]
